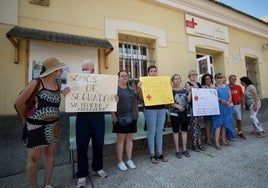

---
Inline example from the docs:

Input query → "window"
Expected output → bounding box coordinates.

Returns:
[118,34,156,84]
[245,56,260,95]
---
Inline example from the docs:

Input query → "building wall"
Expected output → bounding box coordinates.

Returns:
[1,0,267,115]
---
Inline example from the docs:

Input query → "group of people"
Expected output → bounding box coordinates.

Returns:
[14,58,265,188]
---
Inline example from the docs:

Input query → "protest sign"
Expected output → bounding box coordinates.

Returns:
[192,88,220,116]
[65,73,117,112]
[139,76,174,106]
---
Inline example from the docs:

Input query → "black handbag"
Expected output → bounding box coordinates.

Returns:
[117,113,133,127]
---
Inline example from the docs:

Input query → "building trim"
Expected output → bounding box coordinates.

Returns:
[188,36,229,57]
[240,48,262,63]
[105,18,167,47]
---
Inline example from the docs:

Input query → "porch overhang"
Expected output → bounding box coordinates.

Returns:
[6,26,114,64]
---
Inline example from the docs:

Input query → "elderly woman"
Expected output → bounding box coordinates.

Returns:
[185,70,205,152]
[212,73,233,150]
[15,58,70,188]
[240,76,265,138]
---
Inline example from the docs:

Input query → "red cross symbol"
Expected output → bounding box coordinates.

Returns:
[146,94,152,100]
[186,18,197,29]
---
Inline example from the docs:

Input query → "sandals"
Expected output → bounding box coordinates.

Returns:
[192,146,200,152]
[222,142,231,146]
[175,152,182,159]
[215,144,222,150]
[205,140,214,146]
[193,145,206,152]
[198,145,206,151]
[158,154,168,162]
[150,155,158,164]
[182,150,191,157]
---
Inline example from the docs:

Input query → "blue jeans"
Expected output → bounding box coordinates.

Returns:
[143,108,166,154]
[75,112,105,178]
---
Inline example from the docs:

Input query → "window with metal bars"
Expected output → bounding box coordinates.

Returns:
[118,37,155,84]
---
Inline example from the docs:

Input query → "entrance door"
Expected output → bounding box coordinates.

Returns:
[196,55,211,83]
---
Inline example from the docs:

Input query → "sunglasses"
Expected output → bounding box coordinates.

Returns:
[216,77,223,79]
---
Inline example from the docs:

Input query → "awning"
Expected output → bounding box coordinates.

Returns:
[6,26,114,56]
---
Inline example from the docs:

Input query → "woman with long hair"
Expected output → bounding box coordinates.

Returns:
[240,76,265,138]
[201,73,216,146]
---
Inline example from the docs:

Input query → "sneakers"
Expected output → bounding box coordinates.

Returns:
[256,131,266,138]
[117,161,127,171]
[238,132,246,139]
[76,177,86,188]
[126,160,136,169]
[118,160,136,170]
[93,169,108,179]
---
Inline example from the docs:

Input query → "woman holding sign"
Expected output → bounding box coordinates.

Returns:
[201,73,216,146]
[111,70,138,171]
[139,65,168,164]
[185,70,206,152]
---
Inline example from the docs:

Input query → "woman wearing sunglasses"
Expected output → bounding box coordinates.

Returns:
[212,73,233,150]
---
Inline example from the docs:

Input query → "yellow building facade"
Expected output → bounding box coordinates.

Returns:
[1,0,268,115]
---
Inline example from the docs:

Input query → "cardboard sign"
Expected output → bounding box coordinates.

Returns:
[192,88,220,116]
[65,73,117,112]
[139,76,174,106]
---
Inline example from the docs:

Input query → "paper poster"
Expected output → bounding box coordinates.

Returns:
[139,76,174,106]
[65,73,118,112]
[192,88,220,116]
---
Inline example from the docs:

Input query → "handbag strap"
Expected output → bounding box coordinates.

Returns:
[26,78,41,106]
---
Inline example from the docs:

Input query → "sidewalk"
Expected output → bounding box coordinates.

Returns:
[1,122,268,188]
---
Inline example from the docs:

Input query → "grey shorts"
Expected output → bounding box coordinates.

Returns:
[232,104,242,121]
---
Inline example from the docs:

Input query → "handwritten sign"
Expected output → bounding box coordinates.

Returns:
[139,76,174,106]
[65,73,118,112]
[192,88,220,116]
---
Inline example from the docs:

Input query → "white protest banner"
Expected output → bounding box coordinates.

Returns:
[65,73,118,112]
[192,88,220,116]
